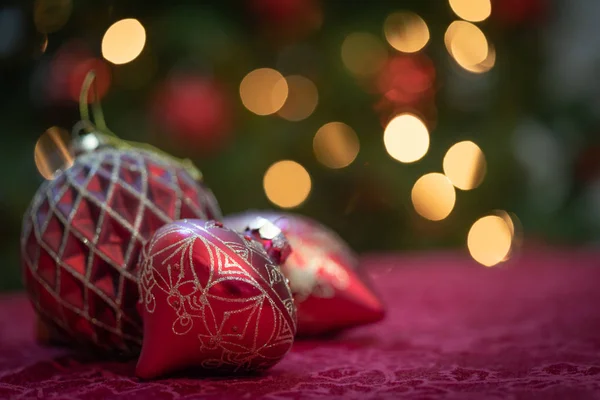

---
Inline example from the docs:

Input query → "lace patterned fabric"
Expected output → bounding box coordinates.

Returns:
[1,250,600,399]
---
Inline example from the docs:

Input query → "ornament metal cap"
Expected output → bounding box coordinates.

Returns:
[244,217,291,265]
[70,130,112,156]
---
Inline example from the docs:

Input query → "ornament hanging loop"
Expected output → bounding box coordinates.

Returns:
[74,70,203,181]
[77,70,113,137]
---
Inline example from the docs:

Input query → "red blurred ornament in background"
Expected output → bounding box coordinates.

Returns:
[152,75,233,156]
[136,220,296,378]
[224,212,385,336]
[492,0,545,26]
[21,133,222,355]
[374,54,436,125]
[248,0,322,43]
[48,41,111,103]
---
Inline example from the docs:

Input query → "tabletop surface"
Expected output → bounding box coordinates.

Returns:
[1,250,600,399]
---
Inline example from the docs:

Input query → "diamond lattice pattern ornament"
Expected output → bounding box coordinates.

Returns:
[20,146,222,354]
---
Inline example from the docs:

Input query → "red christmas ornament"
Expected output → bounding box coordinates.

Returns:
[21,135,222,355]
[248,0,323,43]
[48,41,111,104]
[152,75,233,156]
[136,220,296,378]
[224,212,385,336]
[492,0,545,26]
[374,54,436,126]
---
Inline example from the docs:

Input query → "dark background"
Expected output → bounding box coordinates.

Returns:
[1,0,597,291]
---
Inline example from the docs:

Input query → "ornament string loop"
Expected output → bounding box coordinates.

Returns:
[76,70,203,181]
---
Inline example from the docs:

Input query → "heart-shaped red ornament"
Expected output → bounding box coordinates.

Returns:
[136,220,297,378]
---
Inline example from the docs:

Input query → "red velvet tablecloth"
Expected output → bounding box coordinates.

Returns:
[2,250,600,399]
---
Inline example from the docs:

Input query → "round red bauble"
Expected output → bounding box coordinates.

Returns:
[21,141,222,354]
[374,54,436,125]
[47,41,111,104]
[152,75,232,156]
[376,54,435,106]
[248,0,322,43]
[492,0,545,26]
[136,220,296,378]
[224,212,385,336]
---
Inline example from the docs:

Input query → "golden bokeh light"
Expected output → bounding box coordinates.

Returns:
[240,68,289,116]
[383,113,430,163]
[445,21,488,69]
[341,32,388,76]
[468,215,513,267]
[497,210,515,237]
[277,75,319,121]
[495,210,523,261]
[101,19,146,65]
[443,141,487,190]
[34,127,73,180]
[313,122,360,169]
[448,0,492,22]
[411,173,456,221]
[384,12,430,53]
[34,0,72,34]
[462,43,496,74]
[263,160,311,208]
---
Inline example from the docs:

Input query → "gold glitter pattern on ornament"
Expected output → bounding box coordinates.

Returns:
[138,221,296,371]
[20,147,221,354]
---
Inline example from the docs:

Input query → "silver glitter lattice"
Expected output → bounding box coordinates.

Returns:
[21,147,222,354]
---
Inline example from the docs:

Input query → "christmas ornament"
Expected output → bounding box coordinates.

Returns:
[136,219,296,378]
[374,54,436,128]
[492,0,545,26]
[21,72,222,355]
[248,0,323,43]
[47,40,111,104]
[152,74,233,156]
[224,212,385,336]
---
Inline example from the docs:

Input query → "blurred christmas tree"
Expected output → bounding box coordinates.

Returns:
[1,0,598,291]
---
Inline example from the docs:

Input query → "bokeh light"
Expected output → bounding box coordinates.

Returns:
[313,122,360,169]
[341,32,387,76]
[445,21,488,70]
[263,160,311,208]
[277,75,319,121]
[411,173,456,221]
[101,19,146,65]
[498,210,515,237]
[384,12,430,53]
[240,68,289,116]
[443,140,487,190]
[40,35,48,54]
[34,127,73,180]
[383,113,430,163]
[468,215,513,267]
[448,0,492,22]
[34,0,72,34]
[496,210,523,261]
[462,43,496,74]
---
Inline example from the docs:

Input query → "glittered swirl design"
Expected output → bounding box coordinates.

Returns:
[20,147,221,353]
[138,220,296,371]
